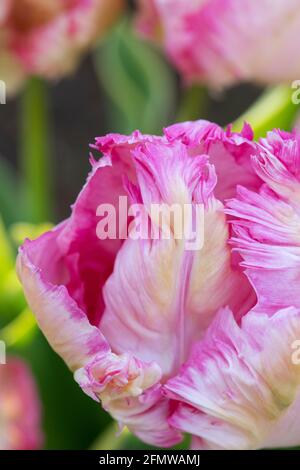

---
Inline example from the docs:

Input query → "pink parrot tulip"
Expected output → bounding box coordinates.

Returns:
[17,120,300,449]
[0,357,43,450]
[136,0,300,88]
[0,0,124,94]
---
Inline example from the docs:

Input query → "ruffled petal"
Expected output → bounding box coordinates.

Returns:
[166,306,300,449]
[74,353,181,447]
[74,352,162,404]
[226,130,300,314]
[17,231,109,371]
[165,120,260,201]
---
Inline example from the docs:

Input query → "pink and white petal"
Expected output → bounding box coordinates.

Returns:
[259,129,300,180]
[0,358,43,450]
[212,0,300,87]
[100,140,253,378]
[75,355,181,447]
[171,404,252,450]
[74,352,162,403]
[253,130,300,204]
[227,186,300,315]
[101,235,190,378]
[17,229,109,372]
[141,0,300,87]
[93,129,165,178]
[106,385,182,448]
[164,120,260,201]
[0,0,11,25]
[165,307,300,449]
[10,0,123,78]
[226,131,300,314]
[186,196,254,331]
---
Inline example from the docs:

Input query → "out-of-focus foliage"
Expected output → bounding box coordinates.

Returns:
[0,3,300,453]
[94,18,177,135]
[0,218,25,327]
[232,85,299,139]
[10,222,53,247]
[0,219,56,327]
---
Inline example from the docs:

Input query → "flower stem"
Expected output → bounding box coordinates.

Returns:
[231,85,299,139]
[20,77,53,223]
[176,85,207,123]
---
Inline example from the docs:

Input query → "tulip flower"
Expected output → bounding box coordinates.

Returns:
[136,0,300,88]
[0,358,42,449]
[0,0,124,94]
[18,120,300,449]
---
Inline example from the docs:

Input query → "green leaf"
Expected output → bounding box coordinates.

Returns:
[0,216,14,280]
[10,221,53,247]
[0,307,36,347]
[0,217,26,325]
[0,269,27,326]
[231,85,299,139]
[94,18,177,135]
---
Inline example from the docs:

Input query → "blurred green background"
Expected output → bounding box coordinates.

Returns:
[0,2,298,450]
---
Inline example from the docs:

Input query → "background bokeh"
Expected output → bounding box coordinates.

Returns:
[0,1,294,450]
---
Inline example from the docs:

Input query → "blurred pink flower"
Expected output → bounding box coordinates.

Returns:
[17,120,300,449]
[0,357,42,449]
[0,0,124,93]
[136,0,300,88]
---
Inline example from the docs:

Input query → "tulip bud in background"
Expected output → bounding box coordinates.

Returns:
[0,357,42,449]
[0,0,124,94]
[136,0,300,89]
[16,119,300,449]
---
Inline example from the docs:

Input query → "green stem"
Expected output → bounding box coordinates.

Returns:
[176,85,207,123]
[20,77,53,223]
[231,85,299,139]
